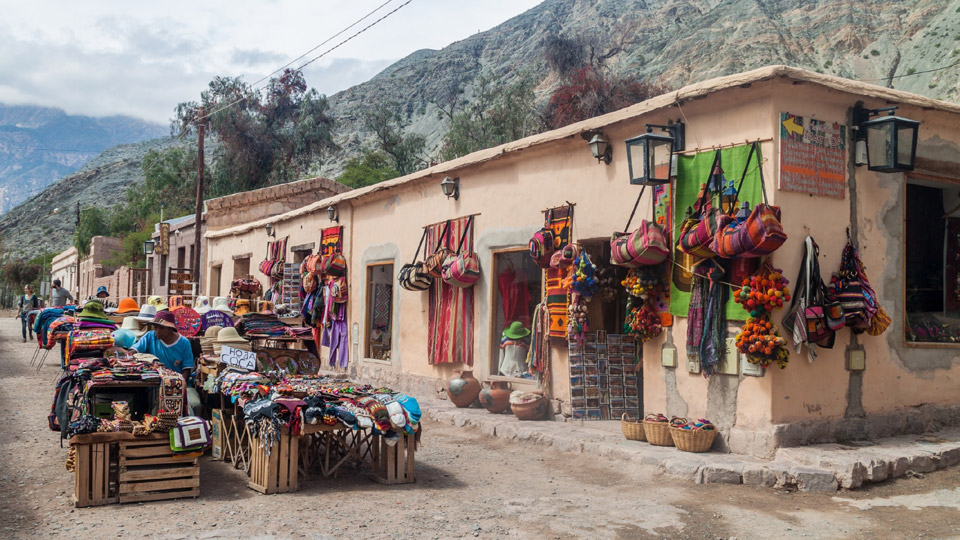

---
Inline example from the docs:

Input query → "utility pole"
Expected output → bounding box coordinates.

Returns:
[193,108,205,296]
[75,201,81,300]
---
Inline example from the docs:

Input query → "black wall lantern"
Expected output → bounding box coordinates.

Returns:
[327,205,339,223]
[587,133,612,164]
[440,176,460,200]
[142,239,155,255]
[853,103,920,173]
[265,223,275,237]
[625,121,685,185]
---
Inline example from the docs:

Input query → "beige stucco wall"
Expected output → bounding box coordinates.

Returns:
[205,69,960,455]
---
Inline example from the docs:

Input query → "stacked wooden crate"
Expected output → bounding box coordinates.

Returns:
[118,436,200,503]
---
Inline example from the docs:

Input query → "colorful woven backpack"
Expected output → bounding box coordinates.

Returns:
[398,228,433,291]
[424,220,453,279]
[319,253,347,276]
[528,209,557,269]
[610,186,669,268]
[442,216,481,288]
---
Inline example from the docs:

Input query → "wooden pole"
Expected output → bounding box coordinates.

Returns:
[193,112,205,294]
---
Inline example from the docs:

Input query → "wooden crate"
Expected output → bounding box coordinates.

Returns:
[72,441,116,507]
[371,432,416,485]
[248,433,299,494]
[118,438,199,503]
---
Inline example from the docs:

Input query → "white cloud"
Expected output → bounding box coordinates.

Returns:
[0,0,544,123]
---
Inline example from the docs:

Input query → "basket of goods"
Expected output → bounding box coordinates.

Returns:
[669,418,717,453]
[509,390,549,421]
[621,412,647,442]
[642,413,675,446]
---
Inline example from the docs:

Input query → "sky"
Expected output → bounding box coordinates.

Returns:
[0,0,545,124]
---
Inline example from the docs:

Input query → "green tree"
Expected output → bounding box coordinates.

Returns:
[364,103,428,176]
[1,261,41,287]
[73,206,110,257]
[439,73,541,161]
[337,151,399,188]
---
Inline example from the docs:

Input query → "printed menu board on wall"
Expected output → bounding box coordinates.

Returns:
[779,112,847,199]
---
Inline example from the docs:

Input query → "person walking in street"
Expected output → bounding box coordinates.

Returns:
[16,285,40,342]
[50,279,74,307]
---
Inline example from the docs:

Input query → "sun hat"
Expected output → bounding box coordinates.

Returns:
[168,296,186,311]
[96,285,109,297]
[200,325,222,355]
[258,300,275,315]
[111,329,136,349]
[194,296,211,314]
[234,299,251,316]
[115,297,140,315]
[211,296,233,315]
[201,309,234,333]
[503,321,531,340]
[120,316,147,338]
[213,326,250,354]
[173,307,202,337]
[145,310,178,331]
[146,295,168,311]
[77,300,108,320]
[133,304,158,323]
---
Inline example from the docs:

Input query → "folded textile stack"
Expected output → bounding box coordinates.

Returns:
[235,313,288,337]
[285,326,313,337]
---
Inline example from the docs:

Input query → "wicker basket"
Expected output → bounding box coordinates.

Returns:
[643,421,674,446]
[670,426,717,453]
[621,413,647,441]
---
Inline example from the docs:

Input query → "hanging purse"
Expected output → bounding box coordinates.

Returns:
[442,216,481,288]
[398,228,434,292]
[678,153,726,259]
[610,186,669,268]
[529,209,557,269]
[319,253,347,276]
[424,220,453,278]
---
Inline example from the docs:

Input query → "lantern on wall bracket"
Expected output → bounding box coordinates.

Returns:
[586,132,612,164]
[264,223,276,237]
[142,240,155,255]
[852,102,920,173]
[327,205,339,223]
[440,176,460,200]
[624,121,685,185]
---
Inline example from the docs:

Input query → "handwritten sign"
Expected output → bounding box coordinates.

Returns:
[779,112,847,199]
[220,346,257,371]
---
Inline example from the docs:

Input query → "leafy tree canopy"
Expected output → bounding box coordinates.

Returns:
[337,150,399,188]
[364,103,428,176]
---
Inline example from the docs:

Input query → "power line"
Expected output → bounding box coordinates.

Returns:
[860,59,960,82]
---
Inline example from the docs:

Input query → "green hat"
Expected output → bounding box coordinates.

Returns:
[76,300,107,320]
[503,321,530,340]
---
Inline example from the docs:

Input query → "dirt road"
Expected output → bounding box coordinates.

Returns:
[0,317,957,539]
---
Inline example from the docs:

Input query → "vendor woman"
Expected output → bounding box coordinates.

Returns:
[132,310,200,413]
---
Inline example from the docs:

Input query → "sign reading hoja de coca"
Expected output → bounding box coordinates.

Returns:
[779,112,847,199]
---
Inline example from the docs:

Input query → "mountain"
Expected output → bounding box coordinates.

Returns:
[0,104,167,214]
[318,0,960,176]
[0,137,177,259]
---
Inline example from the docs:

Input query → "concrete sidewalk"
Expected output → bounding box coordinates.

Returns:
[422,397,960,492]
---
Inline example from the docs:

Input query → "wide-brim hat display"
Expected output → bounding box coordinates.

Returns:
[211,296,233,315]
[146,295,168,312]
[120,316,147,338]
[174,307,202,337]
[115,297,140,315]
[77,300,108,320]
[200,325,222,355]
[146,310,178,330]
[214,326,249,345]
[258,300,275,315]
[111,329,136,349]
[195,296,211,314]
[234,299,251,316]
[134,304,159,323]
[168,296,185,311]
[503,321,531,340]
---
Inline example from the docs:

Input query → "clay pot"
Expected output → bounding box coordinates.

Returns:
[510,390,548,420]
[447,370,481,408]
[478,380,512,414]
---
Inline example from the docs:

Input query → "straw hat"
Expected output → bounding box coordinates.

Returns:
[211,296,233,315]
[115,297,140,315]
[133,304,158,323]
[120,316,147,338]
[194,296,211,314]
[213,326,250,354]
[146,295,168,311]
[199,325,222,355]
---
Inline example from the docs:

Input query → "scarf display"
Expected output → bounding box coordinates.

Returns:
[698,262,729,376]
[685,267,709,358]
[426,217,474,365]
[526,301,551,383]
[543,205,574,338]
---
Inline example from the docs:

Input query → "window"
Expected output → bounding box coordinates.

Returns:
[189,245,195,269]
[233,257,251,279]
[177,246,186,268]
[490,249,541,378]
[905,181,960,343]
[293,249,312,264]
[210,265,222,297]
[365,263,393,361]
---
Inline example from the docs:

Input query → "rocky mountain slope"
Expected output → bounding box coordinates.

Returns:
[0,137,177,259]
[0,104,167,214]
[320,0,960,175]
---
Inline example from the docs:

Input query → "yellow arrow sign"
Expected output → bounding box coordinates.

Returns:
[782,116,804,137]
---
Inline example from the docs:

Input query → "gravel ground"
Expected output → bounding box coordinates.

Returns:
[1,315,958,540]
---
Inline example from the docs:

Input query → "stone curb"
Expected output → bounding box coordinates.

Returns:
[421,398,960,493]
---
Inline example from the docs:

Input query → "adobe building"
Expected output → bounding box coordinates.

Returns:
[205,66,960,457]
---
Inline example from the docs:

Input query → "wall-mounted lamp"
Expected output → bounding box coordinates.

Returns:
[327,205,339,223]
[853,103,920,173]
[142,240,155,255]
[440,176,460,200]
[625,121,685,185]
[588,133,612,164]
[265,223,275,237]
